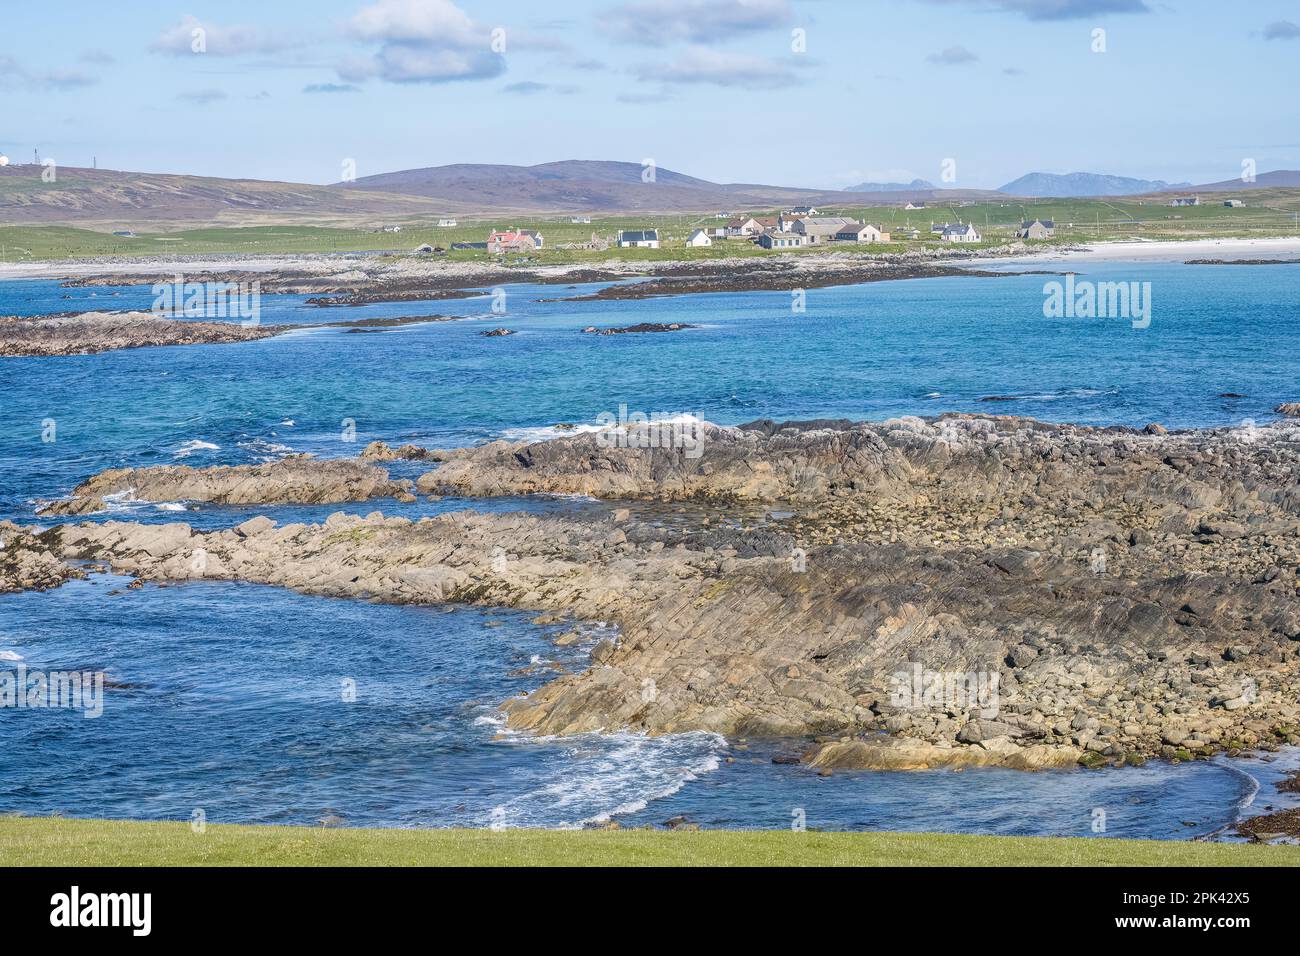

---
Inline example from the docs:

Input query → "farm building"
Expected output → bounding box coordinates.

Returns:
[793,216,856,244]
[1223,200,1245,208]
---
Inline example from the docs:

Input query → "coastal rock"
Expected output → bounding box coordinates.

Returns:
[0,311,280,357]
[1276,403,1300,417]
[0,521,84,593]
[40,456,414,516]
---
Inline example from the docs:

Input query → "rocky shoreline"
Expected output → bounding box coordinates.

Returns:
[0,310,459,357]
[13,412,1300,771]
[43,244,1039,308]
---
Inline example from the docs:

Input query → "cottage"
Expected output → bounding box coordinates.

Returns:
[940,223,981,243]
[486,230,539,254]
[437,218,458,227]
[792,216,855,244]
[1223,199,1244,208]
[1017,219,1056,240]
[789,205,818,216]
[685,229,712,248]
[758,231,807,249]
[834,222,890,243]
[904,201,927,210]
[724,217,763,237]
[1170,196,1200,207]
[617,229,659,248]
[569,216,593,224]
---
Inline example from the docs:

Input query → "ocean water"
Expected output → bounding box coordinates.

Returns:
[3,262,1299,835]
[2,574,1296,836]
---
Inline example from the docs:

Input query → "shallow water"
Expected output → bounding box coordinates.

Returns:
[2,574,1295,835]
[4,262,1300,523]
[3,264,1299,836]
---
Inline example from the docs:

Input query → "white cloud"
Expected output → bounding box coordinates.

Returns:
[151,15,289,56]
[343,0,505,83]
[639,47,799,88]
[0,55,97,91]
[917,0,1149,20]
[177,88,228,105]
[1263,20,1300,40]
[927,46,979,64]
[599,0,792,46]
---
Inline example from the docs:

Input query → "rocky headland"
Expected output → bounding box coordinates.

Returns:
[18,413,1300,771]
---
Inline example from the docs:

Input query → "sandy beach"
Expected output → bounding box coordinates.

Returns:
[3,236,1298,285]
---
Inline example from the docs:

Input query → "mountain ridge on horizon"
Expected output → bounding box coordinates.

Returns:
[2,158,1299,226]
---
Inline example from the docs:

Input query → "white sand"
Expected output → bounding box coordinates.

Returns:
[993,236,1300,265]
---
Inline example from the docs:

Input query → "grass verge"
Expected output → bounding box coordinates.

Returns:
[1,817,1295,866]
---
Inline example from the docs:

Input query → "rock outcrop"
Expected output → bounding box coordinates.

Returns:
[0,522,84,592]
[0,311,280,357]
[40,456,415,516]
[45,492,1300,769]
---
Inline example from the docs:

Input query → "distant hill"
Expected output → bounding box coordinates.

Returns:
[1182,169,1300,192]
[998,172,1192,197]
[0,164,451,228]
[339,160,1000,214]
[842,179,935,192]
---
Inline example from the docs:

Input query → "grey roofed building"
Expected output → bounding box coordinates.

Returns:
[1017,218,1056,239]
[618,229,658,243]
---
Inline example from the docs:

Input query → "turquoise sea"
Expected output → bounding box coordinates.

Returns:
[2,260,1298,834]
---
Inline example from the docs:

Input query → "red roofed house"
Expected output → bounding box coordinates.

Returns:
[487,229,540,254]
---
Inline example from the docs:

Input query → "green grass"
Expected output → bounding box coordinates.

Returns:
[5,190,1300,264]
[1,817,1294,866]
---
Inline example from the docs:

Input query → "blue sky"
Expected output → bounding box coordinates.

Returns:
[2,0,1298,189]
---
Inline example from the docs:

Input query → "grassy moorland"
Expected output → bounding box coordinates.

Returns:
[0,817,1295,867]
[2,189,1299,264]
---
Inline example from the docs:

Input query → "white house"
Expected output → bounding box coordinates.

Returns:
[758,231,806,249]
[1170,196,1200,207]
[904,201,926,210]
[617,229,659,248]
[437,218,458,227]
[724,216,763,237]
[685,229,712,247]
[940,223,982,243]
[569,216,592,224]
[834,222,890,243]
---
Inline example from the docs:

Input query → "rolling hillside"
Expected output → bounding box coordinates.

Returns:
[337,160,1001,213]
[0,164,455,228]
